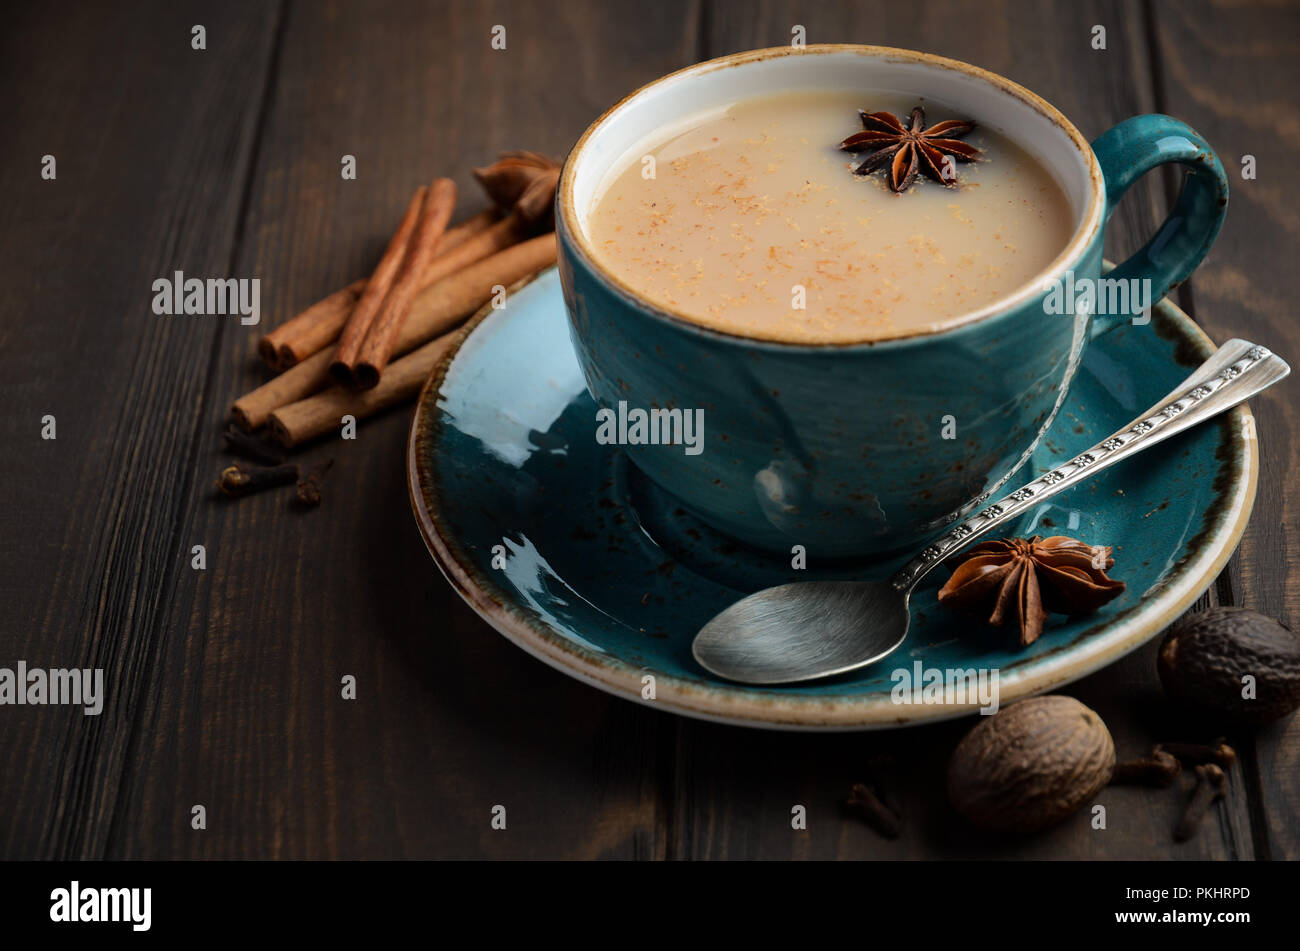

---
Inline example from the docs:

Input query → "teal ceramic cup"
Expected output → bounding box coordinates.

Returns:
[556,45,1228,558]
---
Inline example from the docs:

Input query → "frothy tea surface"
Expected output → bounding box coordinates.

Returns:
[586,91,1075,344]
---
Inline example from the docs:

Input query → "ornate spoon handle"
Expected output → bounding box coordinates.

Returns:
[891,339,1289,592]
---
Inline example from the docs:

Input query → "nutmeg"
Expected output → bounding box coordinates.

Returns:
[947,695,1115,834]
[1157,607,1300,724]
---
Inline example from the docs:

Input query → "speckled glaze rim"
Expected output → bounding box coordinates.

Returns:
[406,271,1258,731]
[556,44,1107,349]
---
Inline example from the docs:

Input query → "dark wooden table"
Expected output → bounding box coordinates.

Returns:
[2,0,1296,860]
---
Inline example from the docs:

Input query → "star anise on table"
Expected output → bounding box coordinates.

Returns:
[937,535,1126,647]
[839,105,981,193]
[472,150,562,228]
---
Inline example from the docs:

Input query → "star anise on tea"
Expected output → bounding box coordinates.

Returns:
[839,105,981,193]
[937,535,1126,647]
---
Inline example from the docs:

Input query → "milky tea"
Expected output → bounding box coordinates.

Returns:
[587,90,1075,344]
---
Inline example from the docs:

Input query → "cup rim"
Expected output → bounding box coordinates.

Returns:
[557,44,1107,350]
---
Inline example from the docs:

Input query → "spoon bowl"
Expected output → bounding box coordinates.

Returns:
[693,580,911,684]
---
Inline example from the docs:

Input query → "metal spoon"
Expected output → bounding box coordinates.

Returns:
[693,339,1289,685]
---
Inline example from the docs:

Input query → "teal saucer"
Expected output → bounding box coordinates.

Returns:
[408,268,1257,730]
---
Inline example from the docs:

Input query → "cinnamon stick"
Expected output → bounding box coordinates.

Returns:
[332,178,457,388]
[268,331,462,447]
[266,210,498,369]
[354,213,525,386]
[269,261,556,447]
[231,358,324,431]
[393,232,555,350]
[407,213,525,299]
[324,185,428,379]
[230,233,557,430]
[263,211,497,370]
[262,148,563,375]
[344,178,457,389]
[260,280,363,368]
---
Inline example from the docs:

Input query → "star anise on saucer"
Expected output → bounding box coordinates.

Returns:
[937,535,1126,647]
[839,105,981,193]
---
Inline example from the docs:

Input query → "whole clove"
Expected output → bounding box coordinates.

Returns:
[222,426,286,466]
[295,458,335,508]
[218,462,299,498]
[1160,738,1237,769]
[846,782,902,840]
[1174,763,1227,842]
[1110,746,1182,787]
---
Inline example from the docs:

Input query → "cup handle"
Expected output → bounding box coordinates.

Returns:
[1089,115,1229,335]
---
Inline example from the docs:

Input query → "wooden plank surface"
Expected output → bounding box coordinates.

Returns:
[106,0,700,860]
[0,0,1294,860]
[0,0,283,860]
[1150,0,1300,862]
